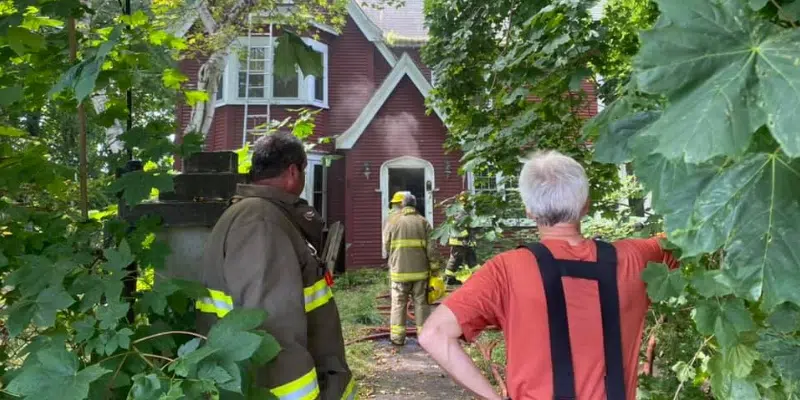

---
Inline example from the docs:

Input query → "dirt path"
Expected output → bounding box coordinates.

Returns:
[361,338,472,399]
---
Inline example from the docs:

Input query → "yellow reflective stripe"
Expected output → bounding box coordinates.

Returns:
[448,238,464,246]
[270,368,320,400]
[195,289,234,318]
[445,269,457,276]
[390,271,430,282]
[390,239,427,249]
[390,325,406,335]
[303,279,333,313]
[341,377,357,400]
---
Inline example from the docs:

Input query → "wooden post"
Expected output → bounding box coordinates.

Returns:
[321,221,345,274]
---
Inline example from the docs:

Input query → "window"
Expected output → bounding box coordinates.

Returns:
[224,36,328,107]
[472,173,498,193]
[307,51,324,102]
[468,167,532,226]
[312,164,324,215]
[215,75,224,101]
[238,47,267,98]
[301,158,327,221]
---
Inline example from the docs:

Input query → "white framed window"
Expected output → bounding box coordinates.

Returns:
[217,36,329,108]
[302,154,328,221]
[215,75,224,102]
[467,168,534,227]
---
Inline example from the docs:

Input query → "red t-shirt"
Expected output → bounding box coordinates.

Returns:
[443,238,677,400]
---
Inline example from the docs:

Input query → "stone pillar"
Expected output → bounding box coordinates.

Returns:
[121,152,244,281]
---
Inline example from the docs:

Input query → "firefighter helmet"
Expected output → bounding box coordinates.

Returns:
[391,191,406,204]
[428,275,446,304]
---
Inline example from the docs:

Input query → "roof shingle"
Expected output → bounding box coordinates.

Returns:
[359,0,428,44]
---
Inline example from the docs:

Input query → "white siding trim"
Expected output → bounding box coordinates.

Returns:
[336,53,442,149]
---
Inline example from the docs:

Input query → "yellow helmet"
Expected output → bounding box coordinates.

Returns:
[391,191,405,204]
[428,275,446,304]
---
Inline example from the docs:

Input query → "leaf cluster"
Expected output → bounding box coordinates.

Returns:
[0,0,283,398]
[592,0,800,397]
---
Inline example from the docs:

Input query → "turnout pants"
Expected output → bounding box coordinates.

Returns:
[390,279,430,344]
[445,246,477,280]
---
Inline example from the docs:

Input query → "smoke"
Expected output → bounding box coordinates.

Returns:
[376,111,420,157]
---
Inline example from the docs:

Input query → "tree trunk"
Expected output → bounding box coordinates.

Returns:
[183,51,225,138]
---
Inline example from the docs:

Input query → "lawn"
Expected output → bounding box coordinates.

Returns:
[333,268,390,395]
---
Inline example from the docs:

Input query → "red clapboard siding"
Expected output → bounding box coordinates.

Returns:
[390,47,431,82]
[344,76,464,268]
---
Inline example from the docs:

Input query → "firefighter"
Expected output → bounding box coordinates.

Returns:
[445,191,478,285]
[388,191,406,220]
[195,132,356,400]
[382,191,408,259]
[383,192,439,346]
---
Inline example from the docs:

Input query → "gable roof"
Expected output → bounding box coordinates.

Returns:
[171,4,340,38]
[336,53,443,149]
[360,0,427,45]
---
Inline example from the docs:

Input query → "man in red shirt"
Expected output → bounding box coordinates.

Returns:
[419,150,676,400]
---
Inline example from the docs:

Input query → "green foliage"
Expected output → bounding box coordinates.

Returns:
[0,0,282,398]
[423,0,621,220]
[591,0,800,397]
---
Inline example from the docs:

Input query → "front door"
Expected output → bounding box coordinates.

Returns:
[388,167,426,217]
[379,156,436,259]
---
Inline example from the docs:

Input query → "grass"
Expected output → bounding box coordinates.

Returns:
[334,268,390,398]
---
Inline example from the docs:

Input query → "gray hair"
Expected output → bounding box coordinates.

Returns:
[401,192,417,208]
[518,150,589,226]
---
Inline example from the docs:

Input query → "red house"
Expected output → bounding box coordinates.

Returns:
[175,0,598,268]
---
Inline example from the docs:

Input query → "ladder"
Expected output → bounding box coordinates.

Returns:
[241,13,274,147]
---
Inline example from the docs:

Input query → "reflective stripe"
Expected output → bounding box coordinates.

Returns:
[271,368,320,400]
[448,238,464,246]
[195,289,234,318]
[390,239,427,249]
[445,269,457,276]
[390,325,406,335]
[341,377,357,400]
[304,279,333,313]
[390,271,429,282]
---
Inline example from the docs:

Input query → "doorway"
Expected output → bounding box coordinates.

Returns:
[379,156,436,259]
[388,168,426,217]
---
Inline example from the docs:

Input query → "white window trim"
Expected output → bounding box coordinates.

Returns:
[466,171,535,227]
[302,153,328,221]
[216,36,329,108]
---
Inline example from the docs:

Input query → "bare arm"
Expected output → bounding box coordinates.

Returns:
[418,305,502,400]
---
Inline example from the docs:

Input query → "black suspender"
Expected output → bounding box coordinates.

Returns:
[521,241,626,400]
